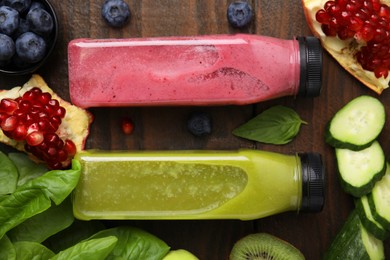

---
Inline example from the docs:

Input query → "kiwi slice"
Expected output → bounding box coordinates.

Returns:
[229,233,305,260]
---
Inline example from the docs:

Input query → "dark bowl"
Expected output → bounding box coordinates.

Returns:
[0,0,58,76]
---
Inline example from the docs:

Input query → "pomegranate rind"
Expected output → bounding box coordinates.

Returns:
[302,0,390,94]
[0,74,93,164]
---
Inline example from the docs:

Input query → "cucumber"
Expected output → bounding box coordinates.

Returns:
[324,210,385,260]
[335,141,386,197]
[325,95,385,151]
[355,195,388,240]
[368,162,390,231]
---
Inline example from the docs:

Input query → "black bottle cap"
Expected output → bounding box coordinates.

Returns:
[299,152,325,212]
[296,36,323,97]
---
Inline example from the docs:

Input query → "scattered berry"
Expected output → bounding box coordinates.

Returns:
[0,5,19,35]
[227,1,253,28]
[187,112,212,137]
[0,33,15,61]
[15,31,46,63]
[3,0,31,14]
[26,6,53,36]
[121,117,134,135]
[101,0,130,28]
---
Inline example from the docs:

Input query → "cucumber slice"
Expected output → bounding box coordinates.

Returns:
[368,163,390,231]
[356,196,388,240]
[335,141,386,197]
[324,210,385,260]
[325,95,385,151]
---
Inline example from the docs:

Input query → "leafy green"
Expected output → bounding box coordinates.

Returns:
[51,236,118,260]
[0,151,18,195]
[7,198,74,243]
[233,105,307,145]
[13,241,54,260]
[0,235,16,260]
[0,159,81,239]
[8,153,48,187]
[0,188,51,240]
[89,226,171,260]
[43,220,106,253]
[19,160,81,205]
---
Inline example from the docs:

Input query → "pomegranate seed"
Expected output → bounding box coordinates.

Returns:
[121,118,134,135]
[0,113,8,124]
[1,116,18,131]
[324,1,336,11]
[48,99,59,108]
[374,66,389,78]
[26,131,44,146]
[57,149,68,161]
[13,124,27,141]
[38,92,52,105]
[348,16,364,31]
[54,106,66,118]
[27,122,40,134]
[0,99,18,114]
[18,100,31,111]
[316,9,331,24]
[64,140,77,157]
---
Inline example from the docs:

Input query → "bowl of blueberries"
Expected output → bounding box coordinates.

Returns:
[0,0,58,75]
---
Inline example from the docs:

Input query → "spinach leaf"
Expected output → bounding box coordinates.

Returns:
[19,160,81,205]
[0,160,81,240]
[43,220,106,253]
[0,188,51,240]
[0,151,18,195]
[89,226,171,260]
[13,241,54,260]
[232,105,307,145]
[0,235,16,260]
[8,153,48,187]
[51,236,118,260]
[7,198,74,243]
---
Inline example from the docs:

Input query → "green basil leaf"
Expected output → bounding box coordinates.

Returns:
[8,153,48,187]
[51,236,118,260]
[7,198,74,243]
[89,226,170,260]
[0,189,51,240]
[43,220,106,253]
[13,241,54,260]
[232,105,307,145]
[19,160,81,205]
[0,235,16,260]
[0,151,18,195]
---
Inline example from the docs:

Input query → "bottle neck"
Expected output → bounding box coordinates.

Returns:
[298,153,325,213]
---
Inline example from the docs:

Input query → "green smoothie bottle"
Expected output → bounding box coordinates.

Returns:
[72,150,325,220]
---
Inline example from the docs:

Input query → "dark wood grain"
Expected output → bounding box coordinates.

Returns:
[1,0,389,259]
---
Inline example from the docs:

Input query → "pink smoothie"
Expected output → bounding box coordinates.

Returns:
[68,34,322,108]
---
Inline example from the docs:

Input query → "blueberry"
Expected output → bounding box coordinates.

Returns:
[102,0,130,28]
[227,1,253,28]
[0,33,15,61]
[3,0,31,14]
[187,112,212,137]
[26,7,53,36]
[29,1,45,11]
[15,31,46,63]
[13,18,29,38]
[0,6,19,36]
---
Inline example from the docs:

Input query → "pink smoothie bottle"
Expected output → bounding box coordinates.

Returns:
[68,34,322,108]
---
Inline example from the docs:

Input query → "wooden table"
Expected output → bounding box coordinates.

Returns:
[1,0,389,259]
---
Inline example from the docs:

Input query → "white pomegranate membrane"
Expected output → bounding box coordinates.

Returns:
[315,0,390,78]
[0,87,76,169]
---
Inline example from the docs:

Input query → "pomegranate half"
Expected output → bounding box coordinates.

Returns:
[0,74,93,169]
[302,0,390,94]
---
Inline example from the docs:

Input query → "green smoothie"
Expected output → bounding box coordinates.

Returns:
[72,150,324,220]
